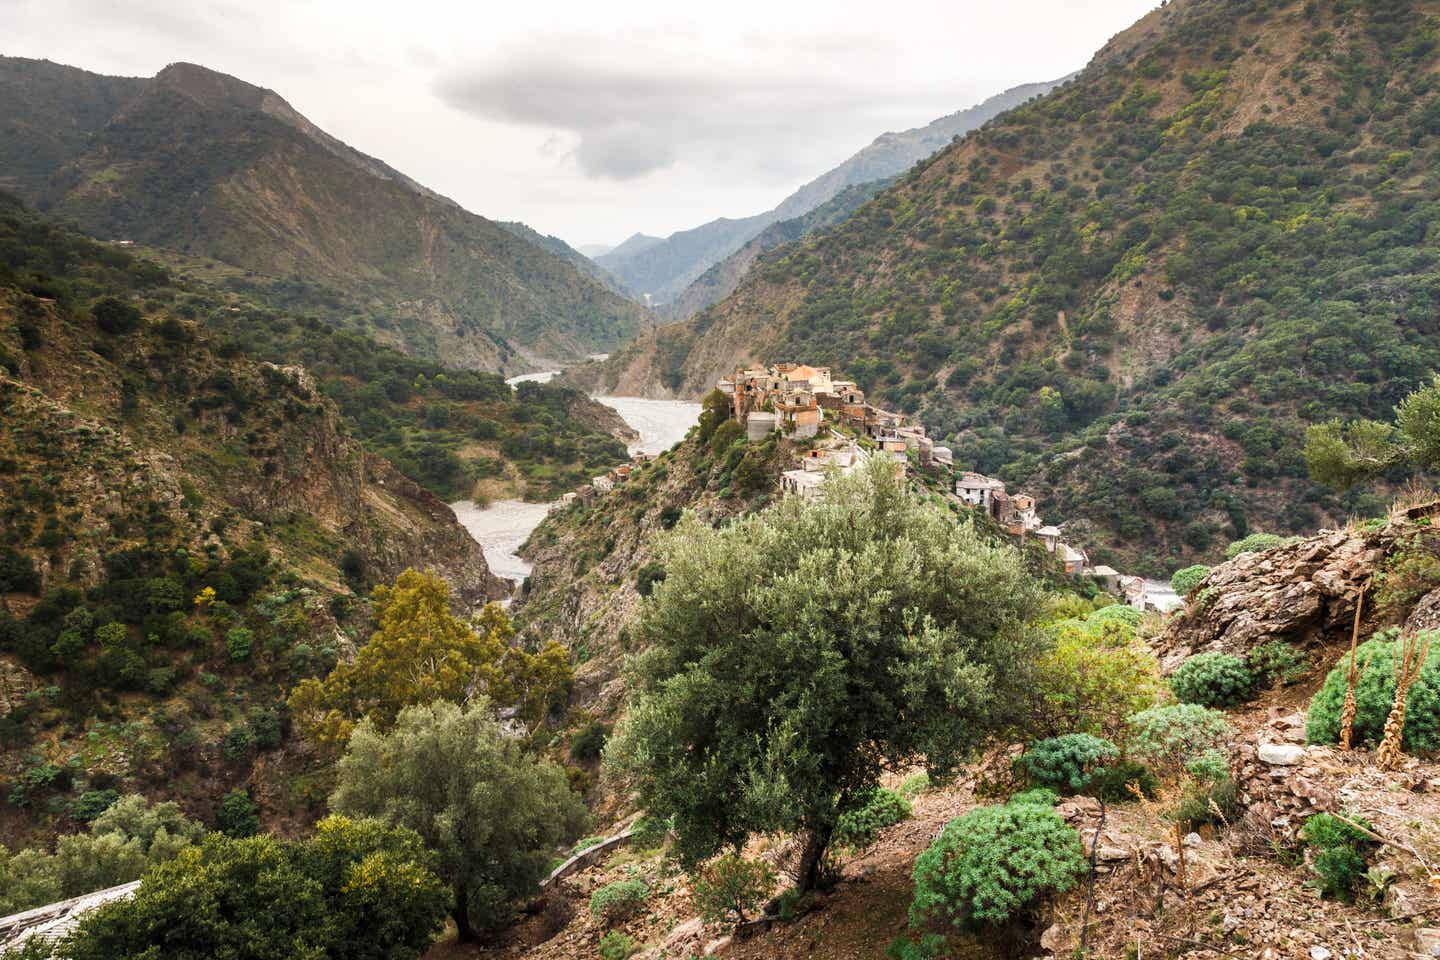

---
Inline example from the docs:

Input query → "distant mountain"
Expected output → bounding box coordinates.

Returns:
[497,220,631,297]
[577,243,615,258]
[594,77,1069,310]
[0,57,647,374]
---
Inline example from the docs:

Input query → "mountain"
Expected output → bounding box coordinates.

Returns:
[577,243,615,258]
[0,57,648,374]
[593,77,1068,309]
[497,220,631,298]
[576,0,1440,573]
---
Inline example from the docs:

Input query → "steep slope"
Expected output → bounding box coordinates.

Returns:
[498,220,632,298]
[0,57,647,373]
[589,0,1440,573]
[0,196,520,842]
[656,179,895,323]
[594,78,1067,307]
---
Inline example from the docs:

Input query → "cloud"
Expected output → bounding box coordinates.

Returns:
[433,30,954,181]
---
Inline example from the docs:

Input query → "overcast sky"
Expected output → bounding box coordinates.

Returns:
[5,0,1157,248]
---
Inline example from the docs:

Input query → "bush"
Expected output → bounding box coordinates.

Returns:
[1170,565,1211,597]
[225,627,253,662]
[1085,760,1159,803]
[217,789,259,838]
[569,721,611,761]
[1030,613,1164,742]
[1124,704,1232,774]
[92,297,142,334]
[634,562,666,598]
[834,788,912,852]
[597,930,638,960]
[1305,631,1439,754]
[1301,813,1376,901]
[1016,734,1119,795]
[1225,533,1291,559]
[1007,787,1060,808]
[589,879,648,925]
[897,771,930,799]
[1247,641,1308,687]
[68,789,120,823]
[1169,652,1254,708]
[909,801,1084,930]
[691,853,776,926]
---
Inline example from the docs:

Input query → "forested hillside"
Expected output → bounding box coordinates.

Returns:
[0,58,648,373]
[598,0,1440,573]
[0,193,522,844]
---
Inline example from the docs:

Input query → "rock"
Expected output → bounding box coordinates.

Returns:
[1056,795,1102,824]
[1309,946,1332,960]
[1040,922,1068,952]
[1183,832,1203,848]
[1408,588,1440,634]
[1410,928,1440,958]
[703,936,732,956]
[1096,846,1130,862]
[1258,743,1306,766]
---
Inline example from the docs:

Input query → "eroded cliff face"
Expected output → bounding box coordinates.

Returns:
[1157,501,1440,670]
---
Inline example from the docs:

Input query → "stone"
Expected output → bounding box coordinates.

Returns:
[1040,922,1067,952]
[1183,832,1203,848]
[1410,928,1440,958]
[703,936,732,956]
[1309,946,1332,960]
[1257,743,1306,766]
[1096,846,1130,862]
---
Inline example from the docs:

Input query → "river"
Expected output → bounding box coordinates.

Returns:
[450,374,700,589]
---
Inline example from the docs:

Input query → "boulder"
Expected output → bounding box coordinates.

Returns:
[1257,743,1306,766]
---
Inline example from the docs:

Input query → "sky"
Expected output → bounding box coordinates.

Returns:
[4,0,1159,249]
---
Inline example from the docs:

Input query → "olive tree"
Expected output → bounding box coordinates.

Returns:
[329,700,587,941]
[1305,375,1440,490]
[608,457,1046,890]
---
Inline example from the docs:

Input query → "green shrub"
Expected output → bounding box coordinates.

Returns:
[597,931,638,960]
[897,771,930,800]
[1225,533,1292,559]
[1016,734,1119,795]
[224,627,253,662]
[589,879,648,925]
[569,721,611,761]
[1031,613,1164,742]
[691,853,776,926]
[1247,641,1308,687]
[1006,787,1060,808]
[1169,652,1254,708]
[1172,750,1239,826]
[1085,760,1159,803]
[834,788,912,852]
[634,563,666,598]
[1301,813,1376,901]
[1305,631,1439,754]
[216,789,259,838]
[909,802,1084,930]
[1125,704,1232,774]
[1170,565,1211,597]
[68,789,120,823]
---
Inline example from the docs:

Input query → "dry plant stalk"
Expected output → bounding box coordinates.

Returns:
[1340,584,1367,750]
[1376,630,1432,770]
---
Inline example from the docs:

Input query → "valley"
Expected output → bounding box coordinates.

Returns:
[5,1,1440,959]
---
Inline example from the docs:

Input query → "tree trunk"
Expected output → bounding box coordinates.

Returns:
[454,884,479,943]
[794,826,834,893]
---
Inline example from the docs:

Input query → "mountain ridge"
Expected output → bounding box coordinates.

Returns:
[0,56,647,374]
[593,76,1070,311]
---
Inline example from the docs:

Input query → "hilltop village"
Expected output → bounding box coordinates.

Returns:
[573,362,1162,607]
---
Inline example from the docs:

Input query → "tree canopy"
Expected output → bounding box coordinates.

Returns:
[1305,376,1440,491]
[329,699,587,941]
[287,569,571,752]
[608,458,1046,888]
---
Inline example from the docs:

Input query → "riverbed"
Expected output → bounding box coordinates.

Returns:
[449,377,700,589]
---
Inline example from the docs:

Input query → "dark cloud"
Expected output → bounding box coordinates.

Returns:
[434,32,949,181]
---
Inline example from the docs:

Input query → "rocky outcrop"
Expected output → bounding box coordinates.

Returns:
[1156,505,1440,668]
